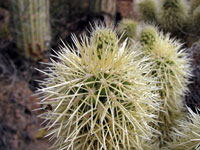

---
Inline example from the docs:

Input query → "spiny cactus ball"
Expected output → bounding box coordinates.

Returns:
[158,0,188,32]
[90,25,117,58]
[140,25,158,51]
[37,27,160,150]
[117,19,138,42]
[137,0,157,23]
[168,107,200,150]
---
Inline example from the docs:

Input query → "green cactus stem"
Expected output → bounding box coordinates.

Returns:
[9,0,51,60]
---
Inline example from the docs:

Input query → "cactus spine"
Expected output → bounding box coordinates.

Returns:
[168,108,200,150]
[37,26,160,150]
[9,0,51,60]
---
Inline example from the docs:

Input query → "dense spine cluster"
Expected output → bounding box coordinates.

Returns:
[37,26,160,150]
[168,108,200,150]
[140,26,158,51]
[90,25,117,58]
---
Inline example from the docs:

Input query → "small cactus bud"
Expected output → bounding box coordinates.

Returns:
[90,25,118,58]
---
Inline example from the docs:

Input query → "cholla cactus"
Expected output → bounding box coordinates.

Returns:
[140,26,191,146]
[158,0,188,32]
[190,0,200,14]
[37,26,160,150]
[137,0,157,23]
[191,5,200,34]
[168,107,200,150]
[140,25,158,51]
[117,19,138,42]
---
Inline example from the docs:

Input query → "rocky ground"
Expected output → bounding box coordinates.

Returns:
[0,48,52,150]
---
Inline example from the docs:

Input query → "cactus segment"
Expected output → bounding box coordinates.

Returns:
[158,0,188,32]
[138,0,157,23]
[139,27,191,146]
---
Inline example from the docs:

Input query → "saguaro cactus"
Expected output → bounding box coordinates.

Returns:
[9,0,51,60]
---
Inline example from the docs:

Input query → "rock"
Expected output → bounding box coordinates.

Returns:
[185,42,200,113]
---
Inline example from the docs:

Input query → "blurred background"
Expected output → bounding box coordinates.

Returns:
[0,0,199,149]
